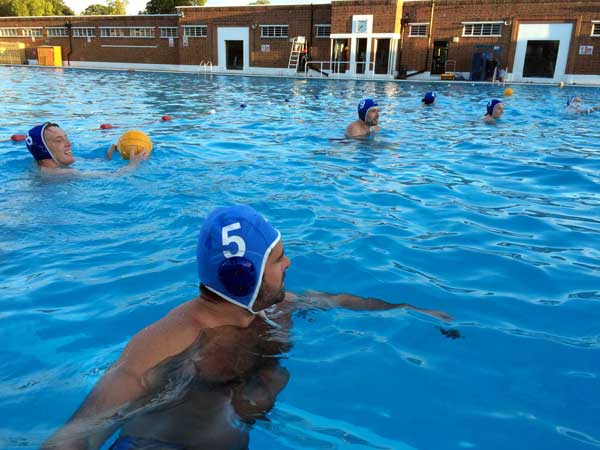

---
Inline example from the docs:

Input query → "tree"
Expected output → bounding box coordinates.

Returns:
[81,0,126,15]
[82,3,112,15]
[249,0,270,4]
[143,0,205,15]
[1,0,74,16]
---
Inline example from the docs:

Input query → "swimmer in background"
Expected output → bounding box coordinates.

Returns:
[26,122,147,175]
[42,204,452,450]
[422,91,436,105]
[345,98,380,138]
[482,99,504,123]
[565,96,600,114]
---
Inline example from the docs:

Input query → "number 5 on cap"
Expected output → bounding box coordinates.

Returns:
[222,222,246,258]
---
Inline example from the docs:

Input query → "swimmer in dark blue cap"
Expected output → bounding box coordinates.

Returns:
[43,204,452,450]
[26,122,147,174]
[26,122,75,169]
[483,99,504,122]
[422,91,436,105]
[565,96,600,114]
[345,98,381,138]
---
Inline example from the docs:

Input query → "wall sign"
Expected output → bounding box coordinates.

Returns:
[261,44,270,52]
[183,35,189,47]
[169,37,174,47]
[579,45,593,55]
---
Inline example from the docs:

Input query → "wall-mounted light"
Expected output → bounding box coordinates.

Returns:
[504,19,512,26]
[401,13,410,27]
[177,11,185,18]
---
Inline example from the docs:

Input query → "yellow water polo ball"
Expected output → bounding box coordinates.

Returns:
[504,87,513,96]
[117,130,152,160]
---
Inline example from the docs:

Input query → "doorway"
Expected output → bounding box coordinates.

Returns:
[469,45,501,81]
[374,38,390,74]
[355,38,367,74]
[431,41,448,75]
[226,40,243,70]
[523,40,559,78]
[333,38,349,73]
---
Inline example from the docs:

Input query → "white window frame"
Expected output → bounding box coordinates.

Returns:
[0,28,20,37]
[315,24,330,38]
[160,27,178,38]
[47,27,69,37]
[22,28,43,37]
[182,25,207,38]
[462,21,502,37]
[260,25,288,38]
[592,21,600,37]
[99,27,155,38]
[72,27,95,38]
[409,23,428,37]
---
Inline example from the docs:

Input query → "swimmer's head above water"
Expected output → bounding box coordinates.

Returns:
[486,99,504,119]
[358,98,380,126]
[197,205,289,314]
[422,91,436,105]
[26,122,75,167]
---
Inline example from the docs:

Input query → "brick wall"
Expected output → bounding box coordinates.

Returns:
[400,0,600,75]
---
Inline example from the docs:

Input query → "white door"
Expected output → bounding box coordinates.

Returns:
[217,27,249,72]
[512,23,572,83]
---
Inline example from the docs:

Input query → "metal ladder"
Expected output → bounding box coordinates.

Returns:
[288,36,306,71]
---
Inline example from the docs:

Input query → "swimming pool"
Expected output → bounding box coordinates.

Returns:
[1,66,599,450]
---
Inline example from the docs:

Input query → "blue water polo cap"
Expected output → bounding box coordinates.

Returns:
[197,205,281,312]
[422,91,436,104]
[486,99,503,115]
[26,122,56,161]
[566,95,576,106]
[358,98,379,121]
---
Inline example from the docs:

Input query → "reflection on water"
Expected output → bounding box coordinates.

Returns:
[0,67,599,450]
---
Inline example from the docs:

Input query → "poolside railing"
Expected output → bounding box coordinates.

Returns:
[305,60,377,78]
[198,61,213,75]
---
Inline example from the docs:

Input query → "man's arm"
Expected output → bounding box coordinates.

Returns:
[42,308,201,450]
[287,291,452,321]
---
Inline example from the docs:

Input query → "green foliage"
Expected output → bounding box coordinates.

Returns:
[82,4,112,15]
[81,0,126,15]
[249,0,270,4]
[143,0,205,15]
[1,0,74,16]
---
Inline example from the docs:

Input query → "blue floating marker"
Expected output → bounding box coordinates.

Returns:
[285,98,290,103]
[240,103,247,108]
[314,95,319,100]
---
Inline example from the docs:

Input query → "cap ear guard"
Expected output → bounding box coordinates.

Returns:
[218,256,257,297]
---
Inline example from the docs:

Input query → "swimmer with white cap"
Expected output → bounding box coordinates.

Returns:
[565,96,600,114]
[25,122,147,175]
[345,98,381,138]
[43,204,452,450]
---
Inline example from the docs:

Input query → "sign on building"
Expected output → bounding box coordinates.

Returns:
[261,44,270,52]
[579,45,593,55]
[183,35,189,47]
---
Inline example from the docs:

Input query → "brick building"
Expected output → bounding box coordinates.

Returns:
[0,0,598,84]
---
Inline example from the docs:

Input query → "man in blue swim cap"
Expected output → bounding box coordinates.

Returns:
[565,96,600,114]
[483,99,504,122]
[422,91,436,105]
[26,122,147,174]
[43,205,451,450]
[345,98,381,138]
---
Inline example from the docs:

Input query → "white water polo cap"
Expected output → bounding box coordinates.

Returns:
[197,205,281,312]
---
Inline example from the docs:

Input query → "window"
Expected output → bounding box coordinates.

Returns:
[22,28,43,37]
[463,22,502,37]
[592,22,600,37]
[409,24,427,37]
[130,27,155,38]
[315,24,330,38]
[182,26,207,37]
[160,27,178,38]
[73,27,95,38]
[260,25,288,38]
[100,27,127,37]
[0,28,19,37]
[47,27,69,37]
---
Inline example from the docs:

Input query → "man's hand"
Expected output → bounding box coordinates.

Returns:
[106,144,117,160]
[127,148,149,167]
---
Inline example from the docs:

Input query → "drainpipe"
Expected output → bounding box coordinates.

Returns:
[424,0,435,72]
[65,21,72,66]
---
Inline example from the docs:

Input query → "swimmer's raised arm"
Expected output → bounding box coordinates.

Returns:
[42,305,203,450]
[286,291,452,321]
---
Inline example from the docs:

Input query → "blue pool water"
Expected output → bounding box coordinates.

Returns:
[1,66,599,450]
